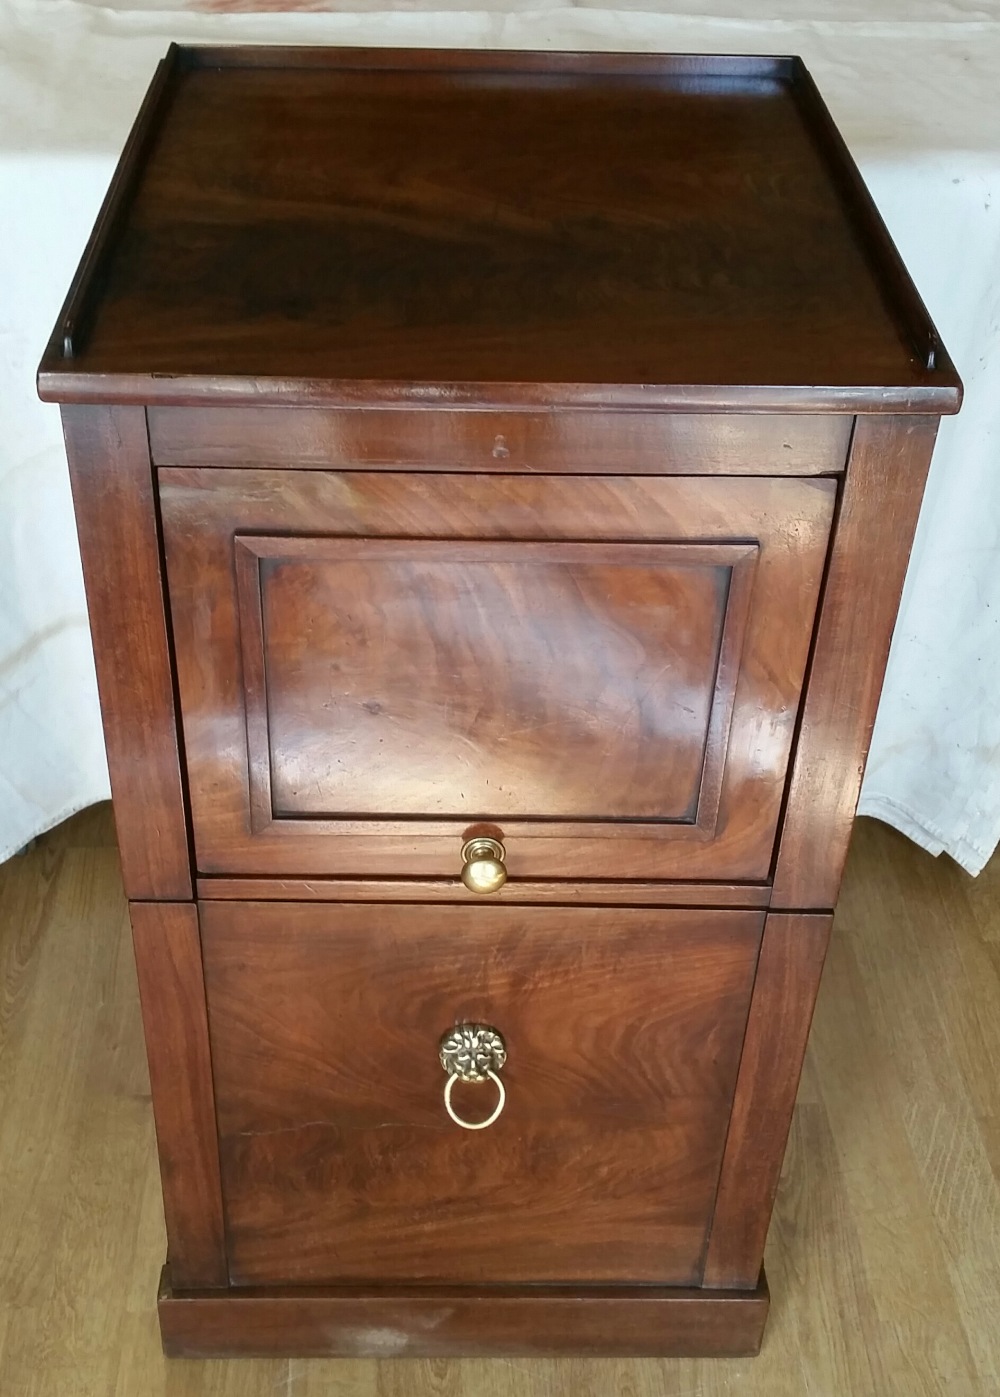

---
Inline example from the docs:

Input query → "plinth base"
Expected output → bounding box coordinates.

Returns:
[157,1265,769,1359]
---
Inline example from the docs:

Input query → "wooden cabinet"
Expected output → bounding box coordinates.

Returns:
[38,46,961,1359]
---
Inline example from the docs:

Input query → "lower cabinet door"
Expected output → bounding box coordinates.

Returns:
[199,901,763,1286]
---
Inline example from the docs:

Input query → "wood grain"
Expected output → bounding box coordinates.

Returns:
[37,49,960,413]
[237,535,755,829]
[703,912,833,1288]
[50,50,181,362]
[773,416,940,909]
[60,405,191,900]
[199,901,763,1286]
[130,902,227,1288]
[157,1268,769,1359]
[161,469,834,880]
[147,406,853,476]
[30,42,964,1370]
[3,810,994,1385]
[3,809,999,1389]
[195,877,771,908]
[788,57,944,373]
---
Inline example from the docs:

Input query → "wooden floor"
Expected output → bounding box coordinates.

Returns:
[0,807,998,1395]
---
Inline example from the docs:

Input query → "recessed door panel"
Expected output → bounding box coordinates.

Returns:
[236,537,755,830]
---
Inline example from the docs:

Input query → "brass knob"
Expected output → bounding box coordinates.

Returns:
[460,837,507,894]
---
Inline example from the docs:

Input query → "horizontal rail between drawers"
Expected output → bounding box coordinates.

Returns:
[195,877,771,908]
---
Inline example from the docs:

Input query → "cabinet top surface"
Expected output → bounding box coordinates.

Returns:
[38,46,960,412]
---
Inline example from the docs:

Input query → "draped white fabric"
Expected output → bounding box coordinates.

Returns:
[2,0,999,870]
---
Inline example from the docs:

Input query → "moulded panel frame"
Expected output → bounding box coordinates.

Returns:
[233,534,758,842]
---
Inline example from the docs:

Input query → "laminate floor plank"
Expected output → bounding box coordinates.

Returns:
[1,807,998,1396]
[292,1357,381,1397]
[808,927,980,1396]
[769,1103,886,1395]
[0,846,64,1104]
[0,852,121,1312]
[835,827,1000,1392]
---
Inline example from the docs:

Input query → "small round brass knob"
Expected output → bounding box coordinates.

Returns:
[460,837,507,894]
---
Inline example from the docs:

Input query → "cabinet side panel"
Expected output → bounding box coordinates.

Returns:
[61,404,191,899]
[772,415,939,910]
[702,910,832,1289]
[131,901,228,1287]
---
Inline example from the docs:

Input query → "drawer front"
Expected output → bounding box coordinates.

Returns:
[148,405,852,476]
[161,469,835,880]
[200,901,764,1285]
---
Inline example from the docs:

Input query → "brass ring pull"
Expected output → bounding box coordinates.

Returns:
[443,1068,506,1131]
[439,1023,507,1131]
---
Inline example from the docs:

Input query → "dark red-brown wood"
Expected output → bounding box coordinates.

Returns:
[200,901,763,1286]
[161,469,834,881]
[39,44,961,1362]
[61,405,190,900]
[147,406,853,476]
[195,877,771,908]
[236,535,756,829]
[703,912,833,1288]
[773,417,940,909]
[130,902,227,1288]
[53,50,180,364]
[158,1266,770,1358]
[37,48,960,414]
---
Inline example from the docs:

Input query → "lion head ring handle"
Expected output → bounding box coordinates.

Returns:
[439,1024,507,1130]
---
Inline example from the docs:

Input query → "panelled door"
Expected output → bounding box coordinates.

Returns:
[160,469,835,881]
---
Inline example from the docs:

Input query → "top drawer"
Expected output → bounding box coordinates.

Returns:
[160,463,835,883]
[149,406,852,476]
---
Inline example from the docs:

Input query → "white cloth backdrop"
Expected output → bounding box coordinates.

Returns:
[2,0,999,871]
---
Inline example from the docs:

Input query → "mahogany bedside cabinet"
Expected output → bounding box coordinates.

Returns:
[37,46,961,1359]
